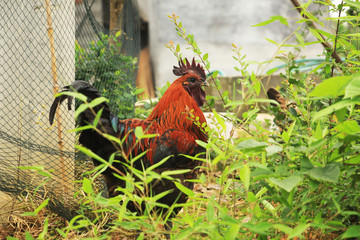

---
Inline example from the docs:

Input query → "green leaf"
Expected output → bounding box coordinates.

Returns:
[262,200,276,215]
[287,120,296,141]
[236,139,268,153]
[327,220,345,228]
[344,72,360,98]
[282,130,290,143]
[300,158,314,172]
[34,198,50,214]
[304,0,313,9]
[239,164,250,191]
[253,222,272,235]
[88,97,108,109]
[253,80,261,96]
[203,53,208,61]
[115,31,122,38]
[244,222,272,235]
[68,125,93,133]
[265,38,279,45]
[146,156,171,172]
[174,182,194,197]
[312,98,359,122]
[273,224,292,234]
[255,187,268,198]
[269,175,302,192]
[82,177,93,194]
[6,237,19,240]
[74,103,88,120]
[306,163,340,183]
[302,7,320,24]
[266,67,279,75]
[345,155,360,164]
[135,126,144,139]
[212,110,227,131]
[247,98,280,105]
[331,193,341,214]
[247,191,256,202]
[25,232,34,240]
[252,165,273,178]
[341,225,360,239]
[161,169,191,177]
[288,223,310,239]
[38,217,48,240]
[74,97,108,120]
[134,88,145,95]
[224,223,240,240]
[17,165,52,178]
[309,76,352,98]
[136,232,144,240]
[335,107,347,122]
[92,107,103,127]
[343,0,360,10]
[295,32,305,46]
[21,212,37,217]
[335,120,360,135]
[56,91,87,102]
[309,28,324,42]
[206,201,215,222]
[211,71,219,78]
[152,189,173,202]
[251,15,288,27]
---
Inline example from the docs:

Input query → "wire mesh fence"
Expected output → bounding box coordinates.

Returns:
[0,0,140,219]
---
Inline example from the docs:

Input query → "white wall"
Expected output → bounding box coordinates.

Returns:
[145,0,327,87]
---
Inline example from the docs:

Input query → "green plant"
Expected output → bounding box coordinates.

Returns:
[75,32,138,119]
[164,2,360,238]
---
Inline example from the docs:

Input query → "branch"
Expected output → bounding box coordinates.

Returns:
[290,0,343,64]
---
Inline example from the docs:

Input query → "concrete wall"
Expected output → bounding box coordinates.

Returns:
[144,0,327,87]
[0,0,75,197]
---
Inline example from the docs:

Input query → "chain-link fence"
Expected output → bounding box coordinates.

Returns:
[0,0,140,219]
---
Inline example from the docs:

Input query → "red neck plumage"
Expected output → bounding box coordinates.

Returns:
[147,77,207,140]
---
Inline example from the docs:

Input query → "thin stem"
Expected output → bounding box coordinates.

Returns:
[331,1,343,77]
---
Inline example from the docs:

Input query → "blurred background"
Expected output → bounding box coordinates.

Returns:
[71,0,329,96]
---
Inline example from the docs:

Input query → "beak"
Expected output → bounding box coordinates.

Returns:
[202,80,209,87]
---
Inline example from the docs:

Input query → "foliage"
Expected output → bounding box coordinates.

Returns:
[75,32,138,119]
[164,2,360,238]
[3,1,360,239]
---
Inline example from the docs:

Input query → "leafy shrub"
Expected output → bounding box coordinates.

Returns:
[165,1,360,238]
[75,32,137,119]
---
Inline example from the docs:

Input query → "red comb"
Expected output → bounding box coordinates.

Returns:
[173,58,206,81]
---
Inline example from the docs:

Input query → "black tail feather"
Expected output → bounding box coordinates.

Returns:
[49,80,108,125]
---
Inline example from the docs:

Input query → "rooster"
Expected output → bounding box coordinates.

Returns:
[49,58,208,228]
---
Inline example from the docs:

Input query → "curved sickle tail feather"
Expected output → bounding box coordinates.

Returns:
[49,79,119,158]
[49,80,112,126]
[49,81,123,190]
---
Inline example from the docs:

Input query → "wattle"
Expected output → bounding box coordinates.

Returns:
[185,86,205,107]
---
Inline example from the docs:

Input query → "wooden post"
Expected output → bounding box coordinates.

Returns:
[110,0,124,31]
[44,0,68,196]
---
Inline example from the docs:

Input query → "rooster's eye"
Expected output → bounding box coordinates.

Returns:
[189,77,196,83]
